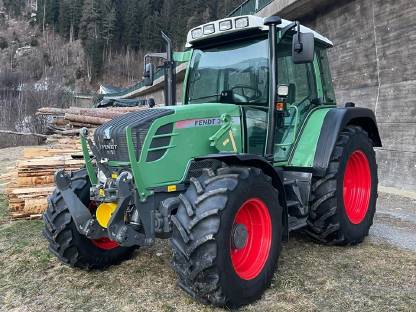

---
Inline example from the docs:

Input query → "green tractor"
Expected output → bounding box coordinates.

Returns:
[43,15,381,308]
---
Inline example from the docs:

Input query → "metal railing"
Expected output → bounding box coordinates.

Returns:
[228,0,273,17]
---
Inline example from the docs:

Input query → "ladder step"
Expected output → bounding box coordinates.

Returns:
[284,179,296,185]
[288,216,307,231]
[286,200,299,207]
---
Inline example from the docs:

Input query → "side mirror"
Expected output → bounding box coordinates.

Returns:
[147,98,156,108]
[292,32,315,64]
[143,63,155,87]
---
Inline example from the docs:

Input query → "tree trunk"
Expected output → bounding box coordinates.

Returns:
[70,22,74,43]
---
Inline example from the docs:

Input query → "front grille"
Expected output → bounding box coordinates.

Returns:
[146,123,174,162]
[94,108,174,162]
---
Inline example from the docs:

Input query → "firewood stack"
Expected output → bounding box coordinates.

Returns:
[0,143,84,220]
[0,105,155,220]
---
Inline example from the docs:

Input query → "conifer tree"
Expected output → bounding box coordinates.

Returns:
[35,0,246,81]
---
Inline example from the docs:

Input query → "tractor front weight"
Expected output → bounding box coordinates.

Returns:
[54,169,152,247]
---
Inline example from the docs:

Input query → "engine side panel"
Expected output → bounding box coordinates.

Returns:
[287,107,333,168]
[128,103,242,198]
[287,106,381,177]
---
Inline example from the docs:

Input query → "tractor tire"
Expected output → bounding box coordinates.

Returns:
[170,166,282,308]
[307,125,378,245]
[43,169,136,269]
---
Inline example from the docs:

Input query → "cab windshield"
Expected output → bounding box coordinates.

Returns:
[186,37,269,105]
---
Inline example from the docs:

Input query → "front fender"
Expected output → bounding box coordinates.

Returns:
[195,153,289,241]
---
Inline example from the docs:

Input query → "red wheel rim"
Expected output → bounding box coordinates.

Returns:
[230,198,272,280]
[88,202,119,250]
[90,237,120,250]
[343,150,372,224]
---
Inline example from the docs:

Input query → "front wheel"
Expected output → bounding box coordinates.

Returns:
[307,126,378,245]
[170,166,282,308]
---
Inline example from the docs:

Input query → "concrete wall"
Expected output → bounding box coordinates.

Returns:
[131,0,416,190]
[269,0,416,190]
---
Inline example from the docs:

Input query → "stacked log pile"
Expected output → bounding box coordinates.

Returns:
[0,105,153,220]
[0,142,83,219]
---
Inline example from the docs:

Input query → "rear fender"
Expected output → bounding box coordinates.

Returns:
[313,107,382,176]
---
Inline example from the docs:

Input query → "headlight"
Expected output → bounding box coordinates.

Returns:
[203,24,215,35]
[191,28,203,39]
[219,20,232,31]
[97,169,107,184]
[235,17,249,28]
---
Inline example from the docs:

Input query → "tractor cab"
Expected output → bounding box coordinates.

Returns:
[181,15,336,163]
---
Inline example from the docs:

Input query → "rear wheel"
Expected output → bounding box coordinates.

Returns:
[43,169,136,269]
[307,126,378,245]
[170,166,282,308]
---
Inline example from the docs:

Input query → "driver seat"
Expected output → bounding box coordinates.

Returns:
[219,90,233,103]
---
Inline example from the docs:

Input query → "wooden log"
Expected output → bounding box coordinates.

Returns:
[68,106,146,112]
[0,130,47,139]
[64,113,110,125]
[17,175,54,186]
[10,212,42,220]
[10,186,55,195]
[23,148,79,158]
[52,128,85,136]
[68,122,98,129]
[16,157,84,167]
[24,198,48,213]
[36,107,68,115]
[67,107,128,119]
[50,118,68,126]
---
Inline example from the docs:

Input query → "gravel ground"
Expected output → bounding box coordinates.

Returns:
[0,150,415,311]
[371,189,416,252]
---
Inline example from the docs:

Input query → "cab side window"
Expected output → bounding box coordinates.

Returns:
[277,42,317,118]
[316,47,336,104]
[289,61,317,119]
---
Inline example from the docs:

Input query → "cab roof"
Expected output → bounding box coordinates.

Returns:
[186,15,333,48]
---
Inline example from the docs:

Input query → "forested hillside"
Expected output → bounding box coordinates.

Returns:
[39,0,242,82]
[2,0,242,84]
[0,0,242,148]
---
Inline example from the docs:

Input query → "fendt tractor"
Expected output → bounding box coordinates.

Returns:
[43,15,381,308]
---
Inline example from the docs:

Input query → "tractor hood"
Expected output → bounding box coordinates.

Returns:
[93,103,242,191]
[94,108,175,162]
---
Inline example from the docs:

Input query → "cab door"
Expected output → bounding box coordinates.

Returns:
[273,42,319,163]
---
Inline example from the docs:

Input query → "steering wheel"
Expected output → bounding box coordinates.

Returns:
[230,85,262,103]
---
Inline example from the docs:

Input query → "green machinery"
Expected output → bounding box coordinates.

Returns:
[44,15,382,308]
